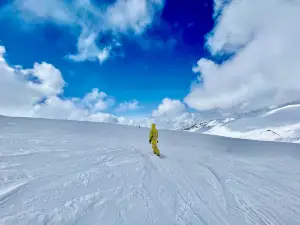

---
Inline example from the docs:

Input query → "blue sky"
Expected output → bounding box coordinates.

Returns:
[0,0,213,118]
[0,0,298,126]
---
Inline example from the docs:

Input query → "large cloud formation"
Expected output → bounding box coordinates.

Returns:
[185,0,300,113]
[12,0,164,64]
[0,45,127,123]
[152,98,186,117]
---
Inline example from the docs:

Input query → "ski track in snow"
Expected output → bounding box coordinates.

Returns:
[1,116,300,225]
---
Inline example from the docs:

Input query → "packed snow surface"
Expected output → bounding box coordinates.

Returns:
[1,116,300,225]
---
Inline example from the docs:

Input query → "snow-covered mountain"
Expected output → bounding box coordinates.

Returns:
[1,115,300,225]
[176,104,300,144]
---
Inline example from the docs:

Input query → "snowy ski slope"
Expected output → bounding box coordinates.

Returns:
[1,116,300,225]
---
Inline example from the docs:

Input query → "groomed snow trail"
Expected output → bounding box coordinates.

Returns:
[1,116,300,225]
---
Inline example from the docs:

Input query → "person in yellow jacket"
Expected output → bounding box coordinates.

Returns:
[149,123,160,156]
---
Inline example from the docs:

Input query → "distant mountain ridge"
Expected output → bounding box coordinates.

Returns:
[175,104,300,144]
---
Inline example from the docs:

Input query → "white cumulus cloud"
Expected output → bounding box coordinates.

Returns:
[152,98,186,117]
[116,99,140,112]
[185,0,300,113]
[31,96,87,121]
[25,62,65,97]
[82,88,115,112]
[106,0,163,34]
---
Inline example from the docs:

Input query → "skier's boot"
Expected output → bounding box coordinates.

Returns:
[156,150,160,157]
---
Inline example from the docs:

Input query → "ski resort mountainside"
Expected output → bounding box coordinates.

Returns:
[178,104,300,144]
[1,115,300,225]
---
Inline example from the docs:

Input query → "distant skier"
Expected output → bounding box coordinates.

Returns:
[149,123,160,156]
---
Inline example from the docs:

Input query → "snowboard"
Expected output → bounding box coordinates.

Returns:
[149,152,165,158]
